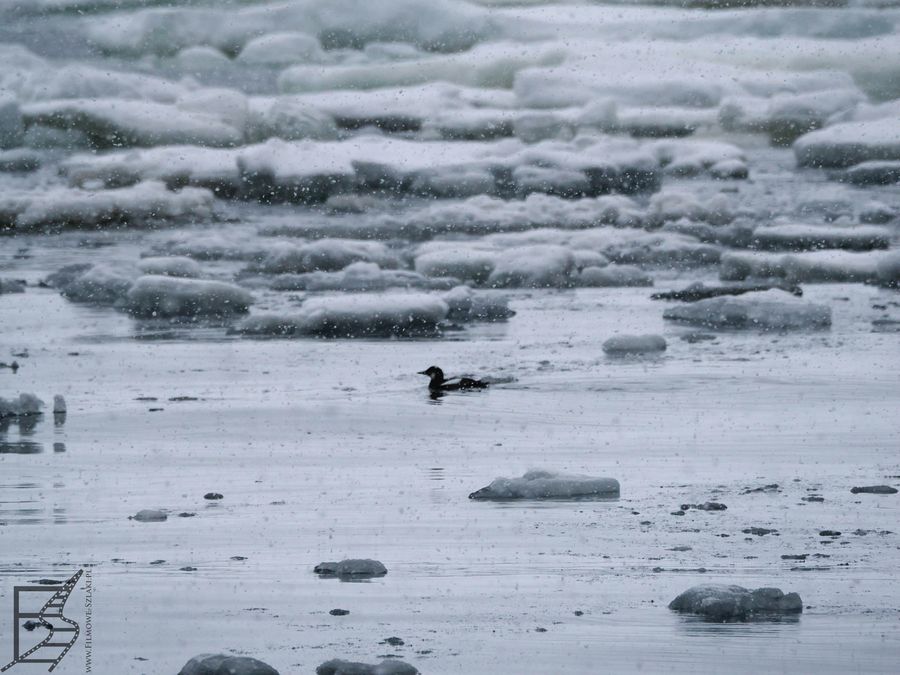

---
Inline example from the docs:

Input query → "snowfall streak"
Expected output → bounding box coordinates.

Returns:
[1,570,83,673]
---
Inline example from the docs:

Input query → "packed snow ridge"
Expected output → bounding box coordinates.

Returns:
[668,584,802,622]
[469,470,620,500]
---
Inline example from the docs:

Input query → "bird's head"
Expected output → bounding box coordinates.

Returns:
[417,366,444,383]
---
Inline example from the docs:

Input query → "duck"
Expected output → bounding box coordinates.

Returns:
[418,366,489,392]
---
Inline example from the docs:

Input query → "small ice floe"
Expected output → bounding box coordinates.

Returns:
[442,285,514,323]
[652,281,801,302]
[235,293,448,338]
[124,276,254,319]
[269,262,453,293]
[750,225,889,252]
[178,653,279,675]
[138,256,202,279]
[246,239,400,275]
[314,559,387,579]
[469,470,620,501]
[681,502,727,512]
[836,161,900,186]
[316,659,418,675]
[578,264,653,287]
[794,118,900,168]
[0,393,44,417]
[720,250,887,284]
[52,395,66,414]
[663,289,831,331]
[876,251,900,288]
[130,509,167,522]
[602,334,666,355]
[850,485,898,495]
[668,584,802,622]
[45,263,136,305]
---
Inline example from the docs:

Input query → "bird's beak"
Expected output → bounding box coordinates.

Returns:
[417,370,428,375]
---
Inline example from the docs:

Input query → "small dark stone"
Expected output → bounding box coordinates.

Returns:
[802,496,824,502]
[231,556,247,561]
[741,484,780,495]
[178,512,196,518]
[30,579,63,585]
[682,502,727,511]
[381,637,405,646]
[534,627,547,633]
[329,609,350,616]
[204,492,224,500]
[180,566,197,572]
[781,554,808,560]
[742,527,778,536]
[670,510,685,516]
[819,530,841,537]
[149,559,166,565]
[169,396,199,402]
[573,610,584,616]
[850,485,898,495]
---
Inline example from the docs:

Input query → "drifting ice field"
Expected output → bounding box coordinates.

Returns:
[1,0,899,673]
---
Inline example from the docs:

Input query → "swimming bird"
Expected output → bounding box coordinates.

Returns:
[418,366,488,392]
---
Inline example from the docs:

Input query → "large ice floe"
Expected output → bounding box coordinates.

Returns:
[668,584,802,622]
[469,470,620,500]
[663,289,831,331]
[0,394,44,417]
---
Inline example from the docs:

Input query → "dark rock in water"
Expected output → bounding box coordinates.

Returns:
[149,559,166,565]
[178,654,280,675]
[231,556,247,561]
[741,484,781,494]
[381,637,405,646]
[534,626,548,632]
[468,470,619,500]
[573,610,584,616]
[131,509,167,522]
[742,527,779,536]
[204,492,224,500]
[781,554,808,561]
[30,579,63,585]
[671,510,685,516]
[169,396,200,402]
[819,530,841,537]
[850,485,898,494]
[329,608,350,616]
[681,502,727,512]
[668,584,802,621]
[23,620,50,631]
[180,566,197,572]
[802,496,824,503]
[316,658,418,675]
[178,512,197,518]
[315,559,387,578]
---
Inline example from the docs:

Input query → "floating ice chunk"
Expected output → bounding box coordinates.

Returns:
[179,654,280,675]
[0,278,26,294]
[4,182,215,231]
[469,470,620,501]
[174,46,231,71]
[668,584,802,622]
[577,264,653,287]
[314,559,387,578]
[124,276,253,319]
[617,106,716,139]
[0,148,42,173]
[237,32,323,66]
[750,224,890,252]
[794,119,900,169]
[663,289,831,330]
[876,251,900,288]
[176,88,249,135]
[46,263,136,305]
[648,190,733,226]
[651,139,746,180]
[237,293,448,338]
[246,97,339,142]
[603,334,667,355]
[131,509,167,522]
[487,245,576,288]
[652,281,801,302]
[442,285,514,322]
[316,658,417,675]
[720,250,886,284]
[269,263,453,292]
[21,99,243,149]
[138,257,202,279]
[52,396,66,414]
[836,161,900,186]
[414,248,496,285]
[247,240,400,275]
[0,394,44,418]
[0,93,23,149]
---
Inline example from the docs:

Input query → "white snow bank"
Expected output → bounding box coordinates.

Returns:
[577,264,653,287]
[0,394,44,417]
[603,334,667,355]
[668,584,802,621]
[313,559,387,577]
[269,262,454,292]
[663,289,831,330]
[469,470,620,500]
[442,285,514,322]
[317,659,417,675]
[794,119,900,169]
[236,293,448,338]
[1,182,214,230]
[124,276,253,319]
[138,256,202,278]
[21,99,242,149]
[246,240,400,275]
[750,224,890,252]
[46,263,136,305]
[720,250,887,283]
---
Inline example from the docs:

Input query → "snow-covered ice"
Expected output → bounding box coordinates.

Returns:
[663,289,831,330]
[668,584,802,622]
[314,559,388,578]
[469,470,620,500]
[125,276,254,319]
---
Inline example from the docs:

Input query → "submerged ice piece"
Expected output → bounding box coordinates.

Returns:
[314,559,387,578]
[668,584,802,622]
[179,653,280,675]
[316,659,418,675]
[469,470,620,500]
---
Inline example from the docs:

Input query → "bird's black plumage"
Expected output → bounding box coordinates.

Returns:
[417,366,489,392]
